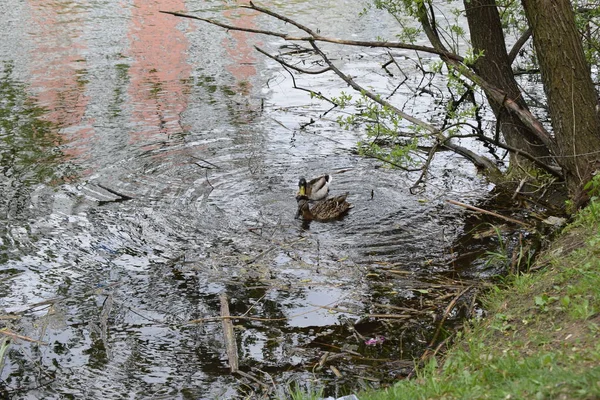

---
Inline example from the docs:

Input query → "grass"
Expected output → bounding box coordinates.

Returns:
[358,196,600,400]
[287,386,324,400]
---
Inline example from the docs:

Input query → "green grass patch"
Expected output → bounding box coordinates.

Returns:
[359,197,600,400]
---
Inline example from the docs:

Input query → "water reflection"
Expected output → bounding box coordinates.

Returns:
[0,1,497,399]
[223,1,260,95]
[27,0,93,163]
[127,0,192,142]
[0,62,75,268]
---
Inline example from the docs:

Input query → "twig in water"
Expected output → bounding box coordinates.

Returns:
[446,199,530,227]
[236,370,270,390]
[97,183,134,202]
[409,285,472,378]
[192,155,220,169]
[240,293,268,318]
[330,365,343,378]
[205,170,214,196]
[0,329,47,345]
[220,294,239,373]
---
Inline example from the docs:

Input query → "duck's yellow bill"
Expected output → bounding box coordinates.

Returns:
[298,185,306,196]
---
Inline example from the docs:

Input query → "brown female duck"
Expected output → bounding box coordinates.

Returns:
[295,193,352,221]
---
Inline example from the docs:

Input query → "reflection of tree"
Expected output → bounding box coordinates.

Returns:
[0,63,74,186]
[0,63,78,244]
[223,279,300,367]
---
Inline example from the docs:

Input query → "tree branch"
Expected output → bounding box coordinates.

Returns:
[441,141,499,171]
[450,133,563,178]
[412,143,440,189]
[254,45,330,74]
[413,3,557,155]
[508,27,532,64]
[163,4,552,179]
[307,39,501,175]
[159,10,290,39]
[309,39,440,134]
[159,7,463,60]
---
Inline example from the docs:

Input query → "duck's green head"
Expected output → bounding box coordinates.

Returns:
[297,177,307,196]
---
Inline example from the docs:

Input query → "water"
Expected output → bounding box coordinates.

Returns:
[0,1,499,398]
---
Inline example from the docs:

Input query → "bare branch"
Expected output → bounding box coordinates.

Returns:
[254,46,330,74]
[159,10,290,39]
[412,143,440,189]
[244,1,318,35]
[508,28,532,64]
[449,133,563,178]
[159,8,463,60]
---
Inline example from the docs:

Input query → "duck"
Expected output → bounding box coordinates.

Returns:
[295,193,353,221]
[297,175,332,201]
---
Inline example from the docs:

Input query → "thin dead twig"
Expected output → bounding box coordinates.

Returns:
[406,286,473,379]
[447,199,530,227]
[97,184,134,202]
[255,45,330,75]
[236,370,271,390]
[0,329,47,345]
[160,5,461,59]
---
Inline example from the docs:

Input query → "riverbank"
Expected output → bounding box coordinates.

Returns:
[359,196,600,399]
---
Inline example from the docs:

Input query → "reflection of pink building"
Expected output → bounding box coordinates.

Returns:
[222,1,264,128]
[127,0,192,144]
[223,2,259,94]
[27,0,94,164]
[25,0,265,167]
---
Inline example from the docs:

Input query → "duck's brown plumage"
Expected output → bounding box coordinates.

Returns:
[295,193,352,221]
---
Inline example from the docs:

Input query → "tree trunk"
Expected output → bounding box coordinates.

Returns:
[464,0,551,168]
[522,0,600,202]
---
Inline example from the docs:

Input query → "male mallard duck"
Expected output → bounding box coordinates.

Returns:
[297,175,332,201]
[295,193,352,221]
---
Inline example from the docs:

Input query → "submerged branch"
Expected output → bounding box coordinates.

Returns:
[0,329,47,345]
[446,199,530,227]
[220,294,239,373]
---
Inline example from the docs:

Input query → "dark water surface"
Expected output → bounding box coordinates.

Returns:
[0,1,495,398]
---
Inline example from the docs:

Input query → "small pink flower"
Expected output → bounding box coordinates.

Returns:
[365,336,385,345]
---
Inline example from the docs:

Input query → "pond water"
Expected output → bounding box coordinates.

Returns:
[0,1,501,399]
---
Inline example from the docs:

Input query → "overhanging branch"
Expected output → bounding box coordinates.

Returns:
[254,46,330,74]
[161,3,546,181]
[159,6,463,60]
